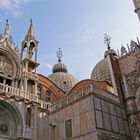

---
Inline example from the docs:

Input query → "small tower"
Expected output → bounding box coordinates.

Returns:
[21,20,39,95]
[104,34,125,106]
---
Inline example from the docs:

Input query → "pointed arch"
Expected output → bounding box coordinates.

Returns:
[0,100,23,139]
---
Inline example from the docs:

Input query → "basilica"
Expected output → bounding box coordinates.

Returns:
[0,1,140,140]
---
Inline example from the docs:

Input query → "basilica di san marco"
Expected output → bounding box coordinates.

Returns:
[0,0,140,140]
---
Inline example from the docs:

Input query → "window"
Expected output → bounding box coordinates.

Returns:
[45,91,50,102]
[37,86,41,99]
[26,108,32,127]
[63,80,67,85]
[65,119,72,138]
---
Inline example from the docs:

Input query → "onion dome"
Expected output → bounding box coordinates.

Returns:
[91,34,118,81]
[48,48,78,94]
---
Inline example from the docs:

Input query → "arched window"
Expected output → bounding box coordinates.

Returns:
[45,91,51,102]
[26,108,32,127]
[37,86,41,99]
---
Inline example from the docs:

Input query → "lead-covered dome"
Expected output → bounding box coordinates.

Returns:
[48,62,78,94]
[52,63,68,73]
[91,58,111,81]
[48,49,78,94]
[91,48,118,81]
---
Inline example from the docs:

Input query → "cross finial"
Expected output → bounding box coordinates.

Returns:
[104,34,111,50]
[56,48,63,63]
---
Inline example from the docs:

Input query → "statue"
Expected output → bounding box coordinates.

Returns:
[130,40,137,51]
[0,19,10,44]
[4,19,10,38]
[121,45,127,56]
[26,108,32,127]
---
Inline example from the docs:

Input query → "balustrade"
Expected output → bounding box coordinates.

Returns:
[0,83,51,110]
[51,83,119,112]
[0,82,119,112]
[23,71,38,80]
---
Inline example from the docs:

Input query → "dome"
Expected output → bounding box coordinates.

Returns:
[52,63,68,73]
[91,48,118,81]
[48,62,78,94]
[48,72,78,94]
[91,58,111,81]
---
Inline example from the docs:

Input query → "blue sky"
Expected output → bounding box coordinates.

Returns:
[0,0,140,80]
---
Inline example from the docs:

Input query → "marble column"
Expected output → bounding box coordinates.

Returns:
[24,78,28,92]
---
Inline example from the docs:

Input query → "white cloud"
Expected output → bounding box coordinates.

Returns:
[0,0,32,17]
[40,63,53,69]
[82,34,93,41]
[77,34,93,43]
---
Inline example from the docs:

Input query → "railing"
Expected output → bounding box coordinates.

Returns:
[0,83,51,110]
[23,71,38,80]
[51,83,119,112]
[0,82,119,112]
[38,100,51,110]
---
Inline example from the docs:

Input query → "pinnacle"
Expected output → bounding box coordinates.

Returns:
[27,22,34,37]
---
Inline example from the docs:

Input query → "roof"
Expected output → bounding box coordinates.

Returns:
[48,62,78,94]
[91,58,111,81]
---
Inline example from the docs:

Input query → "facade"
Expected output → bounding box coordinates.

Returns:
[133,0,140,20]
[0,3,140,140]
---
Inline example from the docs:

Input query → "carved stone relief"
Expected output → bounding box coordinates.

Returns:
[0,53,13,76]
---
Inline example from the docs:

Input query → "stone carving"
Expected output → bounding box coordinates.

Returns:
[121,45,127,56]
[0,20,10,44]
[26,108,32,127]
[4,20,10,38]
[0,53,13,76]
[0,123,8,133]
[130,40,137,51]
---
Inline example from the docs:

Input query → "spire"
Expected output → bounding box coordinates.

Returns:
[26,19,35,38]
[4,19,10,38]
[56,48,63,63]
